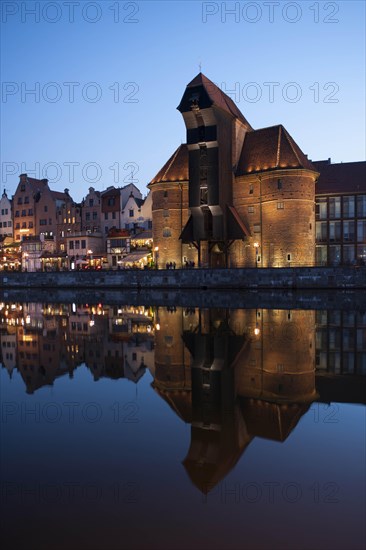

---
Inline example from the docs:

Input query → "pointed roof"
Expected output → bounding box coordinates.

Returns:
[149,144,189,185]
[236,124,316,175]
[51,190,69,201]
[178,73,252,128]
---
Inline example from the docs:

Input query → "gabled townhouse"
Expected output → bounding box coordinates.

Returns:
[0,191,13,239]
[81,187,101,233]
[55,189,82,253]
[101,186,122,235]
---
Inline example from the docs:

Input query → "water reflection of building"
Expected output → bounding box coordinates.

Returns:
[315,310,366,404]
[0,302,155,391]
[0,331,16,378]
[152,307,318,493]
[151,307,195,421]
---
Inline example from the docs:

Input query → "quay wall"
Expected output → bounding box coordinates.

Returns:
[1,267,365,291]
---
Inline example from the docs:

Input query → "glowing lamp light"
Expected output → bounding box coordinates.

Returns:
[254,326,260,336]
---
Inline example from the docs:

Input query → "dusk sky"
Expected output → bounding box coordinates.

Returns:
[1,0,365,202]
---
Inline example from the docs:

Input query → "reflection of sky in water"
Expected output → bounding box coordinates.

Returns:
[1,369,365,550]
[1,305,365,550]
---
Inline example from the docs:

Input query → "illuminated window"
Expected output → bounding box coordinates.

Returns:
[277,202,284,209]
[200,185,208,205]
[248,206,254,213]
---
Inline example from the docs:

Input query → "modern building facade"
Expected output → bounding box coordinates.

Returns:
[314,160,366,266]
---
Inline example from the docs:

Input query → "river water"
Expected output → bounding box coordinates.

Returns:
[1,299,365,550]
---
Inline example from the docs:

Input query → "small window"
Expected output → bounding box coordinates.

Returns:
[129,209,134,217]
[44,205,48,212]
[277,179,282,189]
[277,202,284,210]
[200,186,208,205]
[249,184,254,194]
[163,228,171,237]
[248,206,254,213]
[163,190,168,198]
[163,209,169,217]
[254,224,260,233]
[287,253,291,261]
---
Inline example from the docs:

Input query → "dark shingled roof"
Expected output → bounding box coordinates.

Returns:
[150,144,189,184]
[314,161,366,195]
[134,197,144,208]
[19,176,48,191]
[181,72,252,128]
[51,191,69,201]
[236,124,316,176]
[101,187,120,197]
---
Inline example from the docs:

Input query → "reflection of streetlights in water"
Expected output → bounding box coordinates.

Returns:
[254,309,260,336]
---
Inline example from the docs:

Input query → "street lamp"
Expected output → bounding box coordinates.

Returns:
[87,249,93,269]
[253,242,260,267]
[154,246,159,269]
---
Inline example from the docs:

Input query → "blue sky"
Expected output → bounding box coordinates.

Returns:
[1,0,365,202]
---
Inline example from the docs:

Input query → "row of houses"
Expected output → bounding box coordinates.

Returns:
[0,177,153,271]
[1,73,365,270]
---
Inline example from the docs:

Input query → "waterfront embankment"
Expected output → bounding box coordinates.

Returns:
[1,266,365,291]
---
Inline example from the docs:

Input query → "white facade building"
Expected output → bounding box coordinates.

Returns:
[0,191,13,238]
